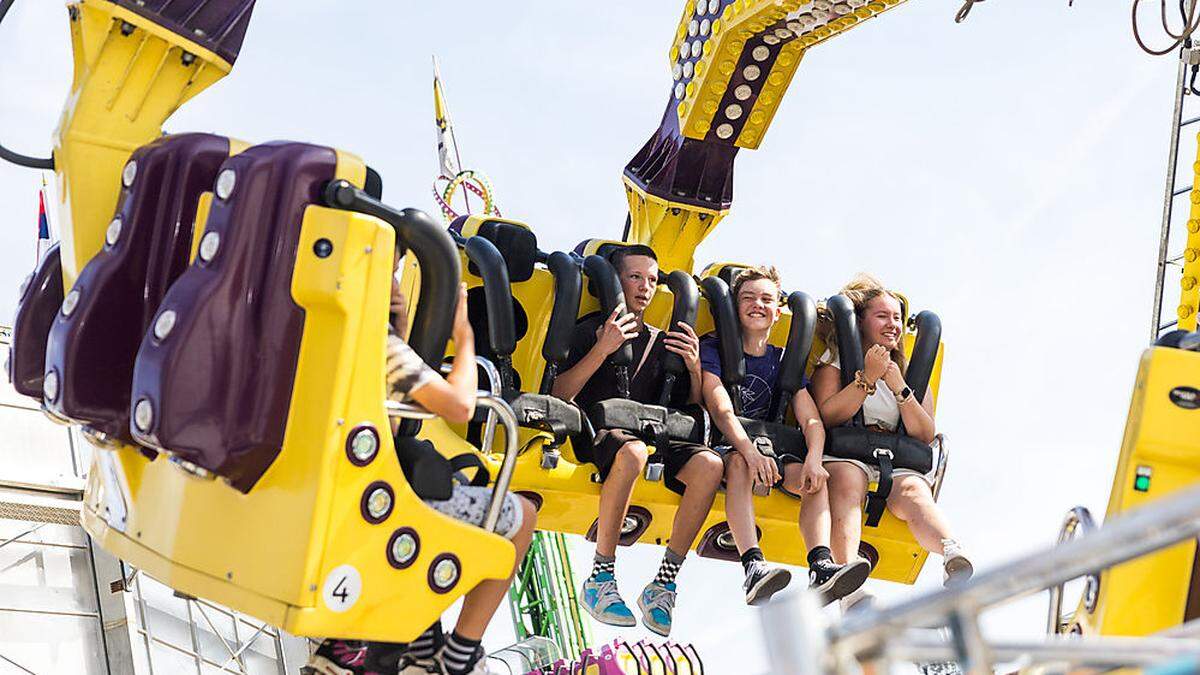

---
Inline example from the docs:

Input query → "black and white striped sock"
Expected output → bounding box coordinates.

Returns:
[654,548,686,585]
[590,553,615,580]
[408,620,442,659]
[441,632,483,675]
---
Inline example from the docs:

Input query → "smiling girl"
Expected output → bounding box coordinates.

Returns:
[811,274,973,593]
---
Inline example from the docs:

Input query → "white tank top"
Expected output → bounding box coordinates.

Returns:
[819,350,900,431]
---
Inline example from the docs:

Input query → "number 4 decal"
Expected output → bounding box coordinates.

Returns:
[322,565,362,612]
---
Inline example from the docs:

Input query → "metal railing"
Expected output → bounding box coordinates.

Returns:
[1045,506,1097,635]
[386,391,520,532]
[760,485,1200,675]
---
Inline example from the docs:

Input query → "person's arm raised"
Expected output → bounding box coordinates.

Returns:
[883,361,937,444]
[551,307,638,402]
[409,283,477,424]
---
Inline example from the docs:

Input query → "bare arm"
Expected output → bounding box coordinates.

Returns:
[884,362,937,444]
[408,283,477,424]
[791,388,825,460]
[664,322,703,405]
[810,364,868,427]
[551,307,639,401]
[701,371,780,485]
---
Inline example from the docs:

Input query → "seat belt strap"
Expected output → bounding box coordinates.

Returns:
[865,447,894,527]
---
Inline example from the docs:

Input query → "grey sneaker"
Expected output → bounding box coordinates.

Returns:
[637,580,677,637]
[580,572,637,627]
[743,561,792,606]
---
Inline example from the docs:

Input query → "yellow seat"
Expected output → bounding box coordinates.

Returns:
[81,150,514,642]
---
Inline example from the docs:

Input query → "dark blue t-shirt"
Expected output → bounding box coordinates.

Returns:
[700,336,797,421]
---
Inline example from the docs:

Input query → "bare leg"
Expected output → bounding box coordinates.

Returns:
[666,451,724,556]
[595,441,649,557]
[827,463,868,564]
[886,476,955,554]
[454,497,538,639]
[722,452,759,555]
[781,464,830,551]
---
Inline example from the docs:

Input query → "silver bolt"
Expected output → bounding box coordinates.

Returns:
[105,218,122,247]
[198,231,220,263]
[215,169,236,200]
[153,310,176,340]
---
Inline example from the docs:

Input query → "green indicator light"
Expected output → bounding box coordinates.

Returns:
[1134,475,1151,492]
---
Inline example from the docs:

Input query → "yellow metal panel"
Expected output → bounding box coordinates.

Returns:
[55,1,231,288]
[672,0,908,148]
[85,204,514,641]
[1072,347,1200,635]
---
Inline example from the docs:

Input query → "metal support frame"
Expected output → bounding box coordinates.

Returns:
[761,485,1200,674]
[1152,0,1200,340]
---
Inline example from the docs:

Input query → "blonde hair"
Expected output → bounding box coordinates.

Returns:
[816,273,907,373]
[731,265,783,301]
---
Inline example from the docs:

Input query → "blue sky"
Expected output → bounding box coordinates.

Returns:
[0,1,1186,672]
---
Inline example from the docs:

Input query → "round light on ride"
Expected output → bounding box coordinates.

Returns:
[776,28,793,39]
[105,218,122,247]
[788,21,804,33]
[743,64,761,81]
[689,19,698,36]
[388,530,419,568]
[752,45,770,61]
[814,0,833,9]
[42,369,59,402]
[122,161,138,188]
[347,425,380,465]
[366,488,392,520]
[153,310,176,341]
[734,84,753,100]
[709,0,720,13]
[763,34,780,45]
[215,169,237,200]
[683,61,694,78]
[695,0,706,14]
[432,557,460,591]
[134,398,153,432]
[198,231,220,263]
[62,289,81,317]
[700,18,711,36]
[673,63,683,80]
[834,3,852,14]
[716,123,735,139]
[675,83,686,100]
[725,103,743,120]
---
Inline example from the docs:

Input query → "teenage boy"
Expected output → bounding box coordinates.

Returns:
[699,266,871,606]
[553,245,724,637]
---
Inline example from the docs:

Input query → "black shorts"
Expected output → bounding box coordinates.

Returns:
[591,428,717,496]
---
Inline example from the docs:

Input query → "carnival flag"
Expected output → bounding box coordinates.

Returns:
[433,56,462,180]
[36,180,51,264]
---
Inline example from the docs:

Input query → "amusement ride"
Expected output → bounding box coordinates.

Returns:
[3,0,1200,673]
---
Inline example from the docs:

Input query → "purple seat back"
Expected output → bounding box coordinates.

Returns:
[8,244,63,401]
[130,141,339,491]
[42,134,231,443]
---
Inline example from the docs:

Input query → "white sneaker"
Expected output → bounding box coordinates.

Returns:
[839,587,876,616]
[941,539,974,587]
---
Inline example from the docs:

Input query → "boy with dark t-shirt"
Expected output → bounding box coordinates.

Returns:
[553,245,723,637]
[699,266,870,606]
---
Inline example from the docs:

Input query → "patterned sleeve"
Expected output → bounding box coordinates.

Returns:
[386,334,437,400]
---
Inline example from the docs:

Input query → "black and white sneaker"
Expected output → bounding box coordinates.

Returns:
[743,561,793,606]
[808,559,871,605]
